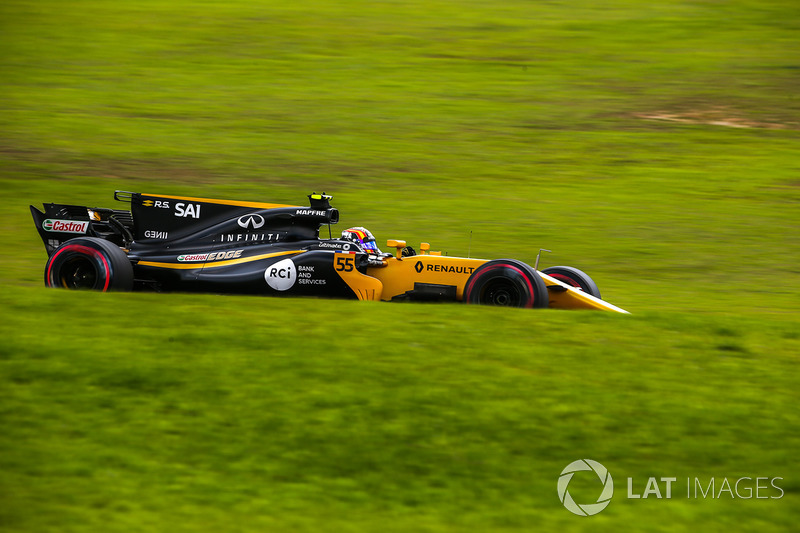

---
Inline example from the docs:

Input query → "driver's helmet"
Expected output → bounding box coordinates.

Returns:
[341,227,381,254]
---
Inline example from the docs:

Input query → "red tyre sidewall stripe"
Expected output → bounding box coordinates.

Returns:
[465,264,504,296]
[504,264,535,308]
[47,244,111,291]
[466,263,536,308]
[550,273,581,288]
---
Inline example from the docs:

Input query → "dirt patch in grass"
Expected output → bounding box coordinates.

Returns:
[634,106,799,130]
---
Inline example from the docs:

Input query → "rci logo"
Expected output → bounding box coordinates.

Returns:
[238,214,265,229]
[264,258,296,291]
[558,459,614,517]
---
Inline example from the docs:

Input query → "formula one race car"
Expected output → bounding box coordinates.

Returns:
[30,192,627,312]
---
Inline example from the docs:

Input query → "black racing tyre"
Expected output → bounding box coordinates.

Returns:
[45,237,134,291]
[464,259,548,309]
[542,266,601,299]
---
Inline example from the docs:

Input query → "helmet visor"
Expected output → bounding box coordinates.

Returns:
[362,240,380,254]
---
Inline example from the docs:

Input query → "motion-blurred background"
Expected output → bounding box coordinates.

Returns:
[1,1,798,531]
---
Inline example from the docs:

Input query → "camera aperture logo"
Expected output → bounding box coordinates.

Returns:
[558,459,614,517]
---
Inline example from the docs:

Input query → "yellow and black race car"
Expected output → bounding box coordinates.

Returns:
[30,192,627,312]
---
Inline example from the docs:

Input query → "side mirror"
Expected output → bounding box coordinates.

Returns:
[386,239,407,259]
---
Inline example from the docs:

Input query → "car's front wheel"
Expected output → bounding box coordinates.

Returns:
[542,266,601,298]
[45,237,134,291]
[464,259,548,308]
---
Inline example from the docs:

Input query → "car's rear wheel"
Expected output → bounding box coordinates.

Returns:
[45,237,134,291]
[464,259,548,308]
[542,266,601,299]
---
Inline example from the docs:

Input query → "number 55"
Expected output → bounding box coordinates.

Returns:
[335,255,354,272]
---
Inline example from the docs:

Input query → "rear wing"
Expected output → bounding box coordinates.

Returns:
[30,202,134,255]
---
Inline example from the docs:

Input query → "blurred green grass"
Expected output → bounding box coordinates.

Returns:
[1,288,798,532]
[1,0,799,531]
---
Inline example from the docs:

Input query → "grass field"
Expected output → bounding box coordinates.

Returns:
[1,0,799,531]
